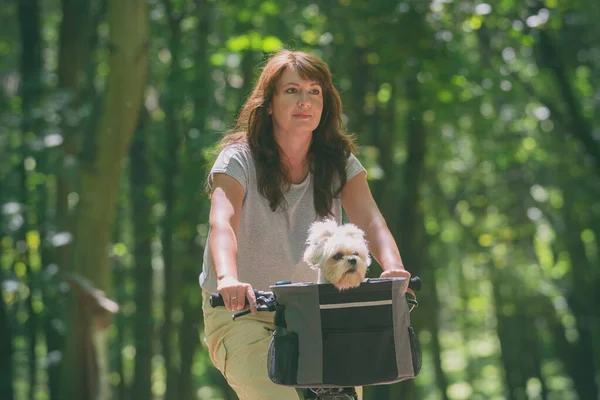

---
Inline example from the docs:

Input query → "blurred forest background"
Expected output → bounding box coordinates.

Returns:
[1,0,599,399]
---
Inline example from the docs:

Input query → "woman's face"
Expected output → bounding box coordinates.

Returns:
[269,66,324,139]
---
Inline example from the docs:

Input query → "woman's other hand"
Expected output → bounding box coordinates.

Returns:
[217,276,257,314]
[379,268,411,280]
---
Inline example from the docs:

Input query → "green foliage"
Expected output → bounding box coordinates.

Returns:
[1,0,600,399]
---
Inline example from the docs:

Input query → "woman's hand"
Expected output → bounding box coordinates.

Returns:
[380,268,411,280]
[217,276,257,314]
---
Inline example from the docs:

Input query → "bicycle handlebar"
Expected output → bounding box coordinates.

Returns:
[210,276,422,309]
[209,289,272,308]
[408,276,421,291]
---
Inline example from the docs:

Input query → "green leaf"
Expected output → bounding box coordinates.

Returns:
[260,1,279,15]
[376,83,392,104]
[226,35,250,52]
[262,36,283,52]
[210,53,226,66]
[301,29,319,45]
[438,90,454,103]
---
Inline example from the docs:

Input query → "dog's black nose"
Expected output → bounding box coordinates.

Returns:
[348,258,357,266]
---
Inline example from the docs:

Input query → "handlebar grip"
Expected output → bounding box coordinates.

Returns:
[209,293,224,308]
[209,291,255,308]
[409,276,422,292]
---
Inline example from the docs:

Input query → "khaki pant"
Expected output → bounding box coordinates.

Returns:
[201,291,362,400]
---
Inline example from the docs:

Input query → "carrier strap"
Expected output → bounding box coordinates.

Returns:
[274,304,287,329]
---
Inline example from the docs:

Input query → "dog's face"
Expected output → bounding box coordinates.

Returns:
[303,219,371,291]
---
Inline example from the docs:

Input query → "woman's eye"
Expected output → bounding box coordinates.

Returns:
[333,252,343,261]
[285,87,320,95]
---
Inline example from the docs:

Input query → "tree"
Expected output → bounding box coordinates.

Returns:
[17,0,43,398]
[59,1,149,398]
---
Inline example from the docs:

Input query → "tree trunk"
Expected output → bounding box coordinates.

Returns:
[427,275,449,400]
[160,116,180,400]
[369,79,391,208]
[560,196,598,399]
[59,1,148,398]
[592,219,600,377]
[490,167,552,399]
[131,109,155,400]
[492,274,527,400]
[240,48,257,107]
[0,150,12,398]
[177,1,212,397]
[388,72,424,400]
[388,67,432,400]
[536,29,600,177]
[17,1,43,398]
[370,77,407,232]
[111,202,128,400]
[0,292,13,400]
[53,1,94,395]
[161,3,184,397]
[348,47,369,140]
[177,242,205,400]
[55,0,93,268]
[0,189,13,399]
[492,270,548,400]
[540,292,590,399]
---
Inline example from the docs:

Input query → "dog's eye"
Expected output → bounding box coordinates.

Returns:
[333,252,344,261]
[353,252,359,256]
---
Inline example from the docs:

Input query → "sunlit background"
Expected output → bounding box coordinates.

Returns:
[1,0,599,399]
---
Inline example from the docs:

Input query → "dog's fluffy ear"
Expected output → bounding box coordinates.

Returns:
[303,243,324,269]
[306,218,338,243]
[304,218,337,268]
[340,223,366,240]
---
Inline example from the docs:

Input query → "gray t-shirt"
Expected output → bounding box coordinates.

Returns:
[199,144,366,293]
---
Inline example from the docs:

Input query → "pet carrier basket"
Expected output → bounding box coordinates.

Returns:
[267,277,422,388]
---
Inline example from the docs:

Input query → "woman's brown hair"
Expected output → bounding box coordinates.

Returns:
[219,49,356,217]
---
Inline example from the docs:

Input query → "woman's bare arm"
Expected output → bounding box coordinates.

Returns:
[209,173,256,312]
[341,171,410,279]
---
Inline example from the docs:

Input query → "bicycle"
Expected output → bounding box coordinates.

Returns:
[210,277,422,400]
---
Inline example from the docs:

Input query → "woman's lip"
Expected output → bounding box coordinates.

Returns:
[293,114,311,118]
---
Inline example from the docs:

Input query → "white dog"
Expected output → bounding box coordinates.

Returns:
[303,219,372,291]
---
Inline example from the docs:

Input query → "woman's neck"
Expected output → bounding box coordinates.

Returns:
[275,130,312,184]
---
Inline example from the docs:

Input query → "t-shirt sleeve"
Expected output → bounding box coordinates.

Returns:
[346,153,366,181]
[208,145,251,191]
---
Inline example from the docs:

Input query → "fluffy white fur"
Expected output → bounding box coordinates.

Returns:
[303,219,371,291]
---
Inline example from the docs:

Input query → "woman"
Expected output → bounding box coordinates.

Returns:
[200,49,411,400]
